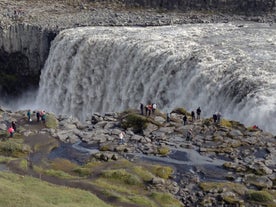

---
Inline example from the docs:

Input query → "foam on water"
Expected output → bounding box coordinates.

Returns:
[34,23,276,134]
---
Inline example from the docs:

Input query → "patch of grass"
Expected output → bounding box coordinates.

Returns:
[223,195,244,205]
[152,166,173,179]
[44,169,75,179]
[100,145,111,151]
[199,182,247,195]
[128,195,157,207]
[220,119,232,128]
[202,118,213,127]
[33,165,44,174]
[0,139,30,157]
[0,171,112,207]
[150,191,183,207]
[0,155,16,163]
[133,166,154,182]
[45,113,59,129]
[73,167,91,177]
[51,158,78,173]
[19,159,28,171]
[172,107,190,116]
[101,169,142,185]
[157,147,170,156]
[246,190,273,203]
[121,112,148,133]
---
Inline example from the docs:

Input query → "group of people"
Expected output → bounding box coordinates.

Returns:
[182,107,201,126]
[212,112,222,123]
[7,109,47,138]
[27,110,46,123]
[140,103,157,116]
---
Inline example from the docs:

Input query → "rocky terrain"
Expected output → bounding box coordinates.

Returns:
[1,0,276,29]
[0,106,275,206]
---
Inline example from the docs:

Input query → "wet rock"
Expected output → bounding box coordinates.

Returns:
[151,177,165,185]
[154,116,165,123]
[143,123,158,136]
[244,174,273,189]
[0,123,7,130]
[249,161,273,175]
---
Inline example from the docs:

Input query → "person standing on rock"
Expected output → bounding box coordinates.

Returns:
[41,111,46,124]
[186,129,193,141]
[145,105,148,116]
[213,113,217,123]
[152,103,157,115]
[196,107,201,120]
[27,110,31,122]
[140,103,144,115]
[148,104,152,116]
[191,111,195,122]
[11,121,16,132]
[217,112,221,123]
[8,126,14,138]
[36,111,40,122]
[166,112,171,123]
[119,131,125,145]
[183,114,187,125]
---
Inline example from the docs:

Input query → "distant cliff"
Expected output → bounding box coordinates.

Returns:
[0,23,56,96]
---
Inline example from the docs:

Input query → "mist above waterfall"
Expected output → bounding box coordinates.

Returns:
[35,23,276,134]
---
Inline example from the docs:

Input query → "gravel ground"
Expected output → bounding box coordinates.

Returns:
[1,0,276,30]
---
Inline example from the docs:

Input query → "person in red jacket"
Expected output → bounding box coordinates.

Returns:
[8,126,14,137]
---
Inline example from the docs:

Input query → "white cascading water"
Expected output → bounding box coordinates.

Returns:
[35,23,276,134]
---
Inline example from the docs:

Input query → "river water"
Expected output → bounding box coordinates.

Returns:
[22,23,276,134]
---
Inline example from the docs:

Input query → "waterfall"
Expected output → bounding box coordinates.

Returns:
[35,23,276,134]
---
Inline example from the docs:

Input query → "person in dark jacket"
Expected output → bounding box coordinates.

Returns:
[183,114,187,125]
[196,107,201,120]
[11,121,16,132]
[140,103,144,115]
[191,111,195,122]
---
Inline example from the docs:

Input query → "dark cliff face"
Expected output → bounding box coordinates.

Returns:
[0,24,57,97]
[121,0,276,13]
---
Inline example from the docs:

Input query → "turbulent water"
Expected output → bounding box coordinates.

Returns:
[35,23,276,134]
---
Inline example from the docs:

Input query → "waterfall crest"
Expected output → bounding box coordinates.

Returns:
[36,24,276,134]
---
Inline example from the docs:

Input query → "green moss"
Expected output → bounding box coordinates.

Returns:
[73,167,91,177]
[153,166,173,179]
[157,147,170,156]
[202,118,213,127]
[172,108,190,115]
[100,145,111,151]
[223,196,243,205]
[0,155,16,163]
[101,169,142,185]
[128,195,156,207]
[199,182,247,195]
[45,113,58,129]
[44,169,75,179]
[132,166,154,182]
[0,139,29,157]
[51,158,78,173]
[121,113,148,133]
[246,190,273,203]
[19,159,28,171]
[150,192,183,207]
[220,119,232,128]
